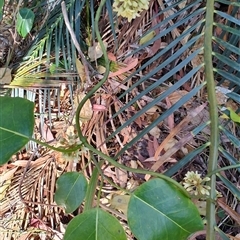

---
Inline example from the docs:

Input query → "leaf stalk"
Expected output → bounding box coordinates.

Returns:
[204,0,219,239]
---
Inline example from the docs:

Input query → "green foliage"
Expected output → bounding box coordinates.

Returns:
[64,208,127,240]
[127,179,203,240]
[0,100,202,238]
[0,0,4,21]
[1,0,240,239]
[16,8,35,38]
[0,96,34,165]
[217,173,240,200]
[54,172,88,213]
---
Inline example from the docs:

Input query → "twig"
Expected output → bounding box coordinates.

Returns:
[61,1,92,86]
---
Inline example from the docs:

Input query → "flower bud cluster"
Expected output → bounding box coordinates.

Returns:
[183,171,211,197]
[113,0,150,22]
[58,126,87,162]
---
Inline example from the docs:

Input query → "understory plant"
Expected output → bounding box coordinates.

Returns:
[0,0,240,239]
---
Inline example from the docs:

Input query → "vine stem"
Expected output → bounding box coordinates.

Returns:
[74,0,190,198]
[0,126,82,153]
[204,0,219,239]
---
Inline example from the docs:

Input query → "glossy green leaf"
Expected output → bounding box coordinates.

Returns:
[16,8,35,38]
[128,178,203,240]
[64,208,127,240]
[54,172,87,213]
[0,96,34,165]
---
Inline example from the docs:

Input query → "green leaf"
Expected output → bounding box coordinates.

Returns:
[228,107,240,123]
[54,172,87,213]
[64,208,127,240]
[127,178,203,240]
[0,0,4,21]
[139,31,156,45]
[0,96,34,165]
[16,8,35,38]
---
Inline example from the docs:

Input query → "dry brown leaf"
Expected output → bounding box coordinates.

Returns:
[144,14,166,58]
[134,115,145,128]
[147,139,155,157]
[130,160,138,169]
[154,103,207,159]
[29,218,49,232]
[0,68,12,84]
[190,108,211,135]
[0,179,11,201]
[40,122,54,142]
[168,90,189,106]
[149,132,195,178]
[0,167,17,182]
[226,99,239,112]
[88,41,108,62]
[92,104,107,111]
[146,41,167,58]
[178,0,187,9]
[215,86,231,105]
[110,194,130,216]
[163,138,178,152]
[126,178,139,191]
[190,36,204,70]
[115,162,128,188]
[144,104,207,180]
[217,199,240,226]
[120,127,136,145]
[176,70,192,91]
[11,160,29,167]
[75,58,86,83]
[0,168,17,200]
[146,106,161,114]
[74,93,93,123]
[17,233,32,240]
[145,106,161,126]
[149,126,161,138]
[107,52,116,61]
[109,58,138,78]
[103,166,118,183]
[143,156,176,163]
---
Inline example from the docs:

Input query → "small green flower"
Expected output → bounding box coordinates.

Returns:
[113,0,150,22]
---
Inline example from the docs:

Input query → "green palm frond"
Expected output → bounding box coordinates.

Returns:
[93,0,239,238]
